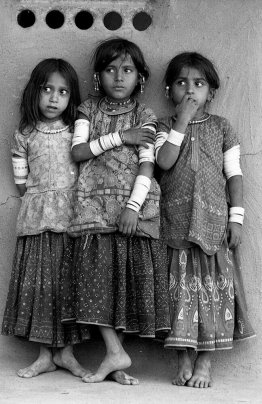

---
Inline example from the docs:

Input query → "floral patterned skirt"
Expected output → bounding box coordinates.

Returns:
[1,232,90,347]
[165,240,255,351]
[61,233,171,338]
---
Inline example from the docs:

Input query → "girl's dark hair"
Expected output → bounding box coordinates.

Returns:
[19,58,81,134]
[92,37,149,96]
[164,52,220,90]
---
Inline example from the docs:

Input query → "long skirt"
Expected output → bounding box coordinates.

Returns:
[61,233,171,338]
[164,240,255,351]
[1,232,90,347]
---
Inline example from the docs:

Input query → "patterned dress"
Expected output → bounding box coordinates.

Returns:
[61,97,170,337]
[157,114,255,350]
[1,120,90,347]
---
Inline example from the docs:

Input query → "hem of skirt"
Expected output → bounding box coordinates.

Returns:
[2,331,91,347]
[164,343,233,351]
[234,334,256,341]
[76,320,170,337]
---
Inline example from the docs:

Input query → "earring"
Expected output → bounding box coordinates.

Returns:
[139,75,145,93]
[165,86,170,98]
[93,73,100,92]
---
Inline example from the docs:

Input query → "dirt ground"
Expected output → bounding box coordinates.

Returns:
[1,336,261,404]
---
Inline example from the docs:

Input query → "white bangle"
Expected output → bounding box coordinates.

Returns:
[126,175,151,212]
[229,206,244,225]
[72,119,90,148]
[138,144,155,164]
[90,131,123,156]
[166,129,185,147]
[223,145,243,179]
[12,156,28,184]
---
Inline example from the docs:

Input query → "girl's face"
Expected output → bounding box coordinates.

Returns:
[170,66,214,119]
[100,54,139,102]
[39,71,70,123]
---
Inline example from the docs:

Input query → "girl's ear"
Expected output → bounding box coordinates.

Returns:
[207,88,215,102]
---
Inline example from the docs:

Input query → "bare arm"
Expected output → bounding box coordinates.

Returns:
[227,175,243,249]
[16,184,27,196]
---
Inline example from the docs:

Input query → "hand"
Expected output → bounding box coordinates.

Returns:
[123,128,155,148]
[175,95,199,125]
[227,222,242,249]
[118,208,139,236]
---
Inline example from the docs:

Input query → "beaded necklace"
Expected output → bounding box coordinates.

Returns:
[99,96,136,115]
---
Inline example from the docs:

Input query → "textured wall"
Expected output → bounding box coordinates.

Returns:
[0,0,261,377]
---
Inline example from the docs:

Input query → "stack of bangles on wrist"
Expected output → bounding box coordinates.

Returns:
[126,175,151,212]
[228,207,245,225]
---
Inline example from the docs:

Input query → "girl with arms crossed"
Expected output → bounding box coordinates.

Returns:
[61,38,170,384]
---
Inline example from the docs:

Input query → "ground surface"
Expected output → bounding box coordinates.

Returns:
[1,337,261,404]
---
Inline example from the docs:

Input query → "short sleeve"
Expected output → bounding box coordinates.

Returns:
[11,130,28,158]
[77,97,94,121]
[136,104,157,126]
[156,116,172,133]
[222,118,240,153]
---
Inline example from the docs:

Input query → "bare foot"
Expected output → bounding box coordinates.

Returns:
[187,352,213,388]
[108,370,139,385]
[82,350,131,383]
[53,346,90,378]
[17,346,56,378]
[172,350,193,386]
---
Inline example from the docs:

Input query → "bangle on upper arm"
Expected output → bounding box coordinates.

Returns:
[12,156,28,184]
[166,129,185,147]
[72,119,90,148]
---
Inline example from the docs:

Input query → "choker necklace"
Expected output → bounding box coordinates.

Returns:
[189,113,210,124]
[105,97,131,106]
[99,97,136,116]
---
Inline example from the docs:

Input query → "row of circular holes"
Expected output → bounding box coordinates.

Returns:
[18,9,152,31]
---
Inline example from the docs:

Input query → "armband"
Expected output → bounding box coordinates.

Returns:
[90,131,123,156]
[166,129,185,147]
[228,206,245,225]
[12,156,28,184]
[223,145,243,179]
[126,175,151,212]
[72,119,90,148]
[141,121,157,133]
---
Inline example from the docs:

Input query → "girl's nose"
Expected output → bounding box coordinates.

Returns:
[50,91,59,102]
[186,83,194,94]
[115,70,123,81]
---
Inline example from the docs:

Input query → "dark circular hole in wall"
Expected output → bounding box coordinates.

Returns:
[75,11,94,30]
[46,10,65,29]
[103,11,122,31]
[17,9,36,28]
[133,12,152,31]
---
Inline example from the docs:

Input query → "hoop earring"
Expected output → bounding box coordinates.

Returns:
[139,75,145,94]
[165,86,170,98]
[93,73,100,92]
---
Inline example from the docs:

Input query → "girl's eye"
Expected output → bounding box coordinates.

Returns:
[195,81,205,87]
[42,86,51,93]
[176,80,186,86]
[60,89,69,95]
[124,68,132,73]
[105,67,115,73]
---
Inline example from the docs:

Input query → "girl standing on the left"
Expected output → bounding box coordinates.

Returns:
[1,58,90,378]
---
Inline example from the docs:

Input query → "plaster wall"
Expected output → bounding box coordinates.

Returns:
[0,0,261,379]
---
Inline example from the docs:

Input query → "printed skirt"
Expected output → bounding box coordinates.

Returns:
[164,240,255,351]
[61,233,171,338]
[1,232,90,347]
